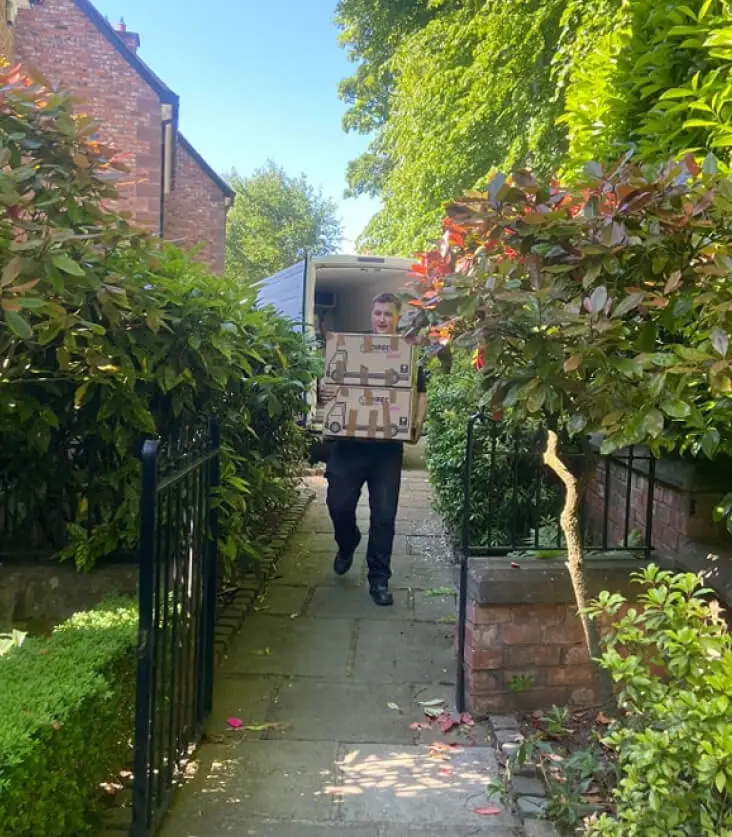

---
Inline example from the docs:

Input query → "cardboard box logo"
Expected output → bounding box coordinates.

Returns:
[323,386,414,441]
[324,333,415,389]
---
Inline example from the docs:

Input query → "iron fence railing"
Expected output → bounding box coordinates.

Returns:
[131,418,220,837]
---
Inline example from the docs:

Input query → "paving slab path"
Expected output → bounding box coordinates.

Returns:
[159,446,528,837]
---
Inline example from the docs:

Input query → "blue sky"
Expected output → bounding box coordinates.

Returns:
[91,0,380,250]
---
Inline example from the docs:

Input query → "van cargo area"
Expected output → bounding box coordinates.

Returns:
[309,256,414,335]
[256,255,415,334]
[257,255,415,433]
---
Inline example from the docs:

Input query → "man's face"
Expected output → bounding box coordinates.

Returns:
[371,301,399,334]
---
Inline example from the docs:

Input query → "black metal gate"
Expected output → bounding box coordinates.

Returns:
[131,418,220,836]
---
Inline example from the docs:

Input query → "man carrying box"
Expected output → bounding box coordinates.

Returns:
[320,293,427,606]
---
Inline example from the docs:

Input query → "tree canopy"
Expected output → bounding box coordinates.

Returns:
[336,0,732,255]
[225,161,343,283]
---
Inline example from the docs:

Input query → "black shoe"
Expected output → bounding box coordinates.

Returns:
[333,549,354,576]
[369,584,394,607]
[333,532,361,576]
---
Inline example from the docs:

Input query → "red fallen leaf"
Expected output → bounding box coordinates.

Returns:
[439,767,452,776]
[474,806,501,816]
[459,712,474,726]
[439,714,460,734]
[408,721,432,730]
[226,717,243,729]
[596,711,612,725]
[511,561,520,569]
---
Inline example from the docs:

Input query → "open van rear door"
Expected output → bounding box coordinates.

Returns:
[255,260,308,329]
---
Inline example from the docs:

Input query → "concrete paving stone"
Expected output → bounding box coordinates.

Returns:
[490,714,522,731]
[389,558,457,592]
[523,818,561,836]
[158,741,338,834]
[224,821,379,837]
[413,591,457,623]
[351,620,456,684]
[379,828,522,837]
[271,551,359,588]
[516,796,548,818]
[510,775,545,797]
[335,743,519,829]
[270,680,414,744]
[308,584,411,621]
[495,728,523,747]
[223,615,353,679]
[254,585,311,616]
[207,674,278,733]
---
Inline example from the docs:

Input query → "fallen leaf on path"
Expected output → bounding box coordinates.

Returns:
[459,712,474,726]
[596,711,611,725]
[408,721,432,730]
[439,714,460,734]
[418,698,446,707]
[439,767,452,776]
[243,722,285,732]
[474,806,502,816]
[423,706,444,719]
[510,561,520,569]
[226,717,243,729]
[387,702,402,713]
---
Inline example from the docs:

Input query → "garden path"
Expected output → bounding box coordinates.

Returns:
[158,443,548,837]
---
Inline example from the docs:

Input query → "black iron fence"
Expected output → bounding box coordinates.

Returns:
[131,418,220,837]
[460,414,656,556]
[455,414,656,713]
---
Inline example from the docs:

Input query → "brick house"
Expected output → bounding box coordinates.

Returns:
[3,0,234,274]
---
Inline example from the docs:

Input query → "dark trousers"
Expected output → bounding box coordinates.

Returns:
[325,440,403,585]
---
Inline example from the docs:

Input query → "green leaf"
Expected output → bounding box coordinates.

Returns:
[661,399,691,418]
[589,286,608,314]
[643,409,665,438]
[701,428,720,458]
[613,358,642,378]
[51,254,86,276]
[5,310,32,338]
[711,327,728,357]
[702,152,719,174]
[16,297,45,310]
[612,292,644,318]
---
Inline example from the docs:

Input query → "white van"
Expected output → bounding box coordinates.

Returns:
[257,254,415,431]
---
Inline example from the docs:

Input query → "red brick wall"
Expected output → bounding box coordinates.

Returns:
[584,460,728,557]
[164,141,228,275]
[14,0,162,232]
[464,601,598,715]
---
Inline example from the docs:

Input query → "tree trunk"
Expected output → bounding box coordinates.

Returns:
[543,429,615,709]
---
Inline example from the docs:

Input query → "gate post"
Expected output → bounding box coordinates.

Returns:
[200,417,220,719]
[131,439,159,836]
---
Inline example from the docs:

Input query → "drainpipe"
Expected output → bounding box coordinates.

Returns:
[160,102,175,239]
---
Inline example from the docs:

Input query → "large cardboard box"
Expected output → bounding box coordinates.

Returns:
[324,332,415,389]
[323,385,415,442]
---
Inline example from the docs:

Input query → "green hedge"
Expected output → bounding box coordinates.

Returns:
[425,357,562,549]
[0,599,137,836]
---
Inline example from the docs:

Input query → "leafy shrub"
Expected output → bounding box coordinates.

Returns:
[583,565,732,836]
[0,66,318,572]
[0,599,137,836]
[424,355,561,549]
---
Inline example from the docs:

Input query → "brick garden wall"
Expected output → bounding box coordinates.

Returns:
[465,601,595,715]
[14,0,163,232]
[164,139,228,275]
[584,457,730,558]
